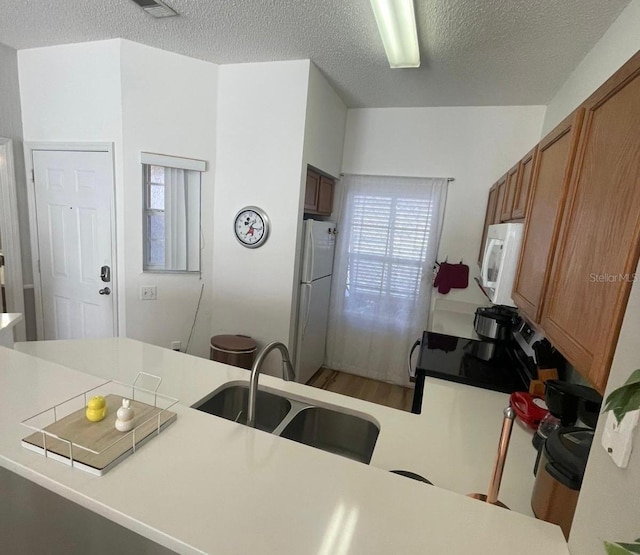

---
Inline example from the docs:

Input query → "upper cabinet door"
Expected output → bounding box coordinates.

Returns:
[317,176,334,215]
[478,184,498,264]
[512,110,584,325]
[494,175,507,223]
[501,163,520,221]
[305,170,320,212]
[541,51,640,393]
[304,168,335,216]
[512,146,537,219]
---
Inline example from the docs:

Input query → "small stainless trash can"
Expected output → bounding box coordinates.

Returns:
[209,334,257,370]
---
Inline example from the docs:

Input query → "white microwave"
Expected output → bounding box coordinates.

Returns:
[480,223,524,306]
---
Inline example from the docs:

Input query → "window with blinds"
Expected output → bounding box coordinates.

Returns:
[345,194,433,318]
[141,152,206,272]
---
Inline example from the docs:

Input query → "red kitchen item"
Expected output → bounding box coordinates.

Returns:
[510,392,549,431]
[433,261,469,294]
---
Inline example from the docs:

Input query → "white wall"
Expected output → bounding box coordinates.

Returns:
[302,63,347,179]
[19,41,123,142]
[212,60,310,375]
[120,40,218,358]
[18,39,125,338]
[289,62,349,366]
[542,0,640,136]
[18,39,219,357]
[341,106,546,306]
[0,42,32,339]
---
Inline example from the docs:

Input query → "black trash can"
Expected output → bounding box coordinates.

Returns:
[209,335,257,370]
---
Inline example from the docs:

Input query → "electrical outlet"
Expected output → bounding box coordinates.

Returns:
[140,285,157,300]
[171,341,181,352]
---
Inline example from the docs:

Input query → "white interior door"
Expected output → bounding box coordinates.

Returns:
[32,149,115,340]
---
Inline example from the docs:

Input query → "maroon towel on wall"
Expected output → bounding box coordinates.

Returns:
[433,262,469,294]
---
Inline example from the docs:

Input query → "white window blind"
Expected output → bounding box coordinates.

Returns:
[142,155,204,272]
[348,194,433,312]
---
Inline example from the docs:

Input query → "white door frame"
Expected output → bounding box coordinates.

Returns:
[25,142,120,340]
[0,138,26,340]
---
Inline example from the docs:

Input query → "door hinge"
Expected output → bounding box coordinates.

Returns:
[37,259,41,274]
[31,169,35,183]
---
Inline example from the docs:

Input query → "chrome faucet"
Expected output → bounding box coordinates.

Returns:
[247,341,295,427]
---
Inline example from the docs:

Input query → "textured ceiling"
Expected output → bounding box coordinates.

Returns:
[0,0,631,107]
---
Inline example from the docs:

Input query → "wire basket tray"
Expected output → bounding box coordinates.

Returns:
[21,372,178,476]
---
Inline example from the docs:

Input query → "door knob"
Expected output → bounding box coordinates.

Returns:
[99,287,111,295]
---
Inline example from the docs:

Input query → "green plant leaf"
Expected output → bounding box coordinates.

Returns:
[605,386,633,413]
[622,369,640,387]
[617,543,640,554]
[604,541,634,555]
[604,383,640,424]
[614,387,640,424]
[605,369,640,412]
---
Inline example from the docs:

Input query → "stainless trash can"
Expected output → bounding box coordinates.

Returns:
[209,334,257,370]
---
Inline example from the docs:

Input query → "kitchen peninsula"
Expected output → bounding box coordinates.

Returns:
[0,312,22,348]
[0,339,568,554]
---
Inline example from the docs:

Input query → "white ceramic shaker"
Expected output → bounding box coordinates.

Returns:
[115,398,135,432]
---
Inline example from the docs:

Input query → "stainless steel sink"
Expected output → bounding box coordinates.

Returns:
[194,382,380,463]
[193,385,291,433]
[279,406,379,464]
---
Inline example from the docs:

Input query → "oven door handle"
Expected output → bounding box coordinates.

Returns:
[408,339,421,379]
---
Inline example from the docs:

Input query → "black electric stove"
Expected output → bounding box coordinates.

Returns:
[410,331,528,413]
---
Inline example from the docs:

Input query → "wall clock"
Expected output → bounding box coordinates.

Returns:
[233,206,270,248]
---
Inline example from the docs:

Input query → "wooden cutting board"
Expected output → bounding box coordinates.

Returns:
[22,394,176,475]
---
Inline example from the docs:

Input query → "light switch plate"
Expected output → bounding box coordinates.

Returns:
[602,409,640,468]
[140,285,157,300]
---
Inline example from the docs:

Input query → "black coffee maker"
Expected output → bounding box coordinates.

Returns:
[533,380,602,464]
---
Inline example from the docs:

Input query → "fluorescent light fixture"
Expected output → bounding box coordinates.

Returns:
[369,0,420,68]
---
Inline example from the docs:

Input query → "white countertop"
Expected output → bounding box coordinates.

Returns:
[428,299,485,340]
[0,312,23,348]
[3,339,569,555]
[0,312,23,331]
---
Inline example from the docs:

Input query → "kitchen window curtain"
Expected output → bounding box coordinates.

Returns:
[325,174,448,386]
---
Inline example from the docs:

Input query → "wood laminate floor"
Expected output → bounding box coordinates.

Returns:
[307,368,413,412]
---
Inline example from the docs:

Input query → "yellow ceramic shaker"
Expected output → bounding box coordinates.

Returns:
[86,396,107,422]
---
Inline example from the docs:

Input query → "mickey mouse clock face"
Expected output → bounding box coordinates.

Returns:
[234,206,270,248]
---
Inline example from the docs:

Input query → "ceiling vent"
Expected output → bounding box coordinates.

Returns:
[131,0,178,18]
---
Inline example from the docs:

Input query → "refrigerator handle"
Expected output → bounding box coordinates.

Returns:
[309,224,315,279]
[301,222,313,282]
[302,284,312,338]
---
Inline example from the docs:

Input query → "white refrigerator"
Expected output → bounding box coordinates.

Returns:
[294,219,337,384]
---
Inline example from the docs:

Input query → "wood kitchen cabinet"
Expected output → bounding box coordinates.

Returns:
[501,163,520,221]
[539,51,640,393]
[478,173,512,264]
[494,175,507,223]
[478,184,499,264]
[512,110,584,325]
[512,146,537,219]
[305,168,335,216]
